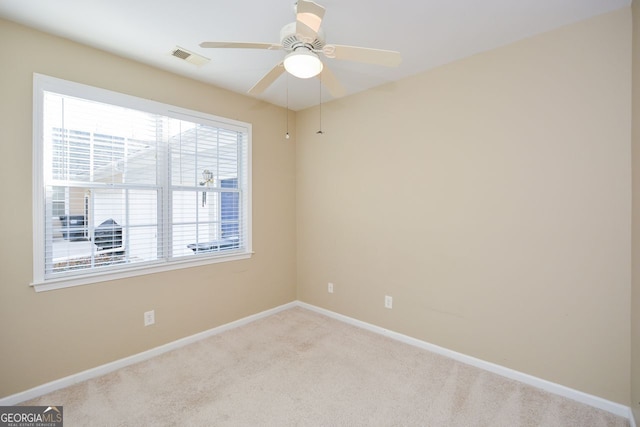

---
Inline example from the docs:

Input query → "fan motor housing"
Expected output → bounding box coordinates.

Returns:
[280,22,325,51]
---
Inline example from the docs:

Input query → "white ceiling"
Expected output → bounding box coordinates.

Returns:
[0,0,630,111]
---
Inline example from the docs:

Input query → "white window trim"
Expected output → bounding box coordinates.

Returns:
[32,74,253,292]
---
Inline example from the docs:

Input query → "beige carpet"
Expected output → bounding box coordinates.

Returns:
[21,307,628,426]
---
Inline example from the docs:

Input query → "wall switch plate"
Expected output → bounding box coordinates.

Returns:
[144,310,155,326]
[384,295,393,309]
[328,282,334,293]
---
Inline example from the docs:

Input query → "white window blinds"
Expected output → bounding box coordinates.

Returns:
[33,74,251,290]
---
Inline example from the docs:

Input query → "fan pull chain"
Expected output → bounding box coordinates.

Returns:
[285,74,290,139]
[317,77,323,135]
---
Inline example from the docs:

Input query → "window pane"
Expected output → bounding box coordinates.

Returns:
[51,129,90,180]
[172,190,229,258]
[50,186,66,217]
[128,226,158,262]
[219,130,239,183]
[221,182,239,239]
[169,119,198,187]
[170,119,243,259]
[170,121,239,188]
[174,222,238,257]
[172,190,200,224]
[172,223,198,258]
[45,92,159,186]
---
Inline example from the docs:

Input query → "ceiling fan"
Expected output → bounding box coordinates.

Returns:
[199,0,402,98]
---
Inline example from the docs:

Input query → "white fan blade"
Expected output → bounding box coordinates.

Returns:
[199,41,282,50]
[248,62,285,95]
[323,45,402,67]
[296,0,325,41]
[317,66,346,98]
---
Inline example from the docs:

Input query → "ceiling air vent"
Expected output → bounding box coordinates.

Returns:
[170,47,210,67]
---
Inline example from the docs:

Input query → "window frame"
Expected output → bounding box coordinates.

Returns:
[32,74,252,292]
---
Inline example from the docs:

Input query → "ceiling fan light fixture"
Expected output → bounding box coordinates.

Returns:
[284,49,323,79]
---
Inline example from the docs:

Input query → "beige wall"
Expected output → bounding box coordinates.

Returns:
[297,8,632,404]
[632,0,640,423]
[0,19,297,398]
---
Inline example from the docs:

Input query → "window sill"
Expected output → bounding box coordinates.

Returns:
[31,251,254,292]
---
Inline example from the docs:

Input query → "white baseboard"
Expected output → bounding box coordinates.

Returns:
[295,301,631,420]
[0,301,297,406]
[0,299,632,424]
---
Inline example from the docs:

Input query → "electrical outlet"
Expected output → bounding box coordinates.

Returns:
[384,295,393,309]
[328,282,334,293]
[144,310,155,326]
